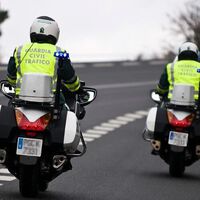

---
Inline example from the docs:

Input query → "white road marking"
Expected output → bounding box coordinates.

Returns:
[83,133,102,138]
[84,138,95,142]
[93,81,156,90]
[101,123,121,128]
[82,110,148,145]
[122,62,140,66]
[0,168,10,174]
[116,116,135,122]
[149,60,167,65]
[94,126,115,131]
[125,113,143,119]
[86,129,108,135]
[73,63,86,68]
[0,176,16,181]
[109,119,128,125]
[92,63,114,68]
[135,110,149,115]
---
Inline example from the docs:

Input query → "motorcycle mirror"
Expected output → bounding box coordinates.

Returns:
[2,84,15,94]
[150,90,161,103]
[79,88,97,106]
[0,80,15,99]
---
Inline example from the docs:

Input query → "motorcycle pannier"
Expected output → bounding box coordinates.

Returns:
[19,73,54,103]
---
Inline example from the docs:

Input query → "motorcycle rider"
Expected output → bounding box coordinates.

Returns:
[6,16,86,119]
[156,42,200,100]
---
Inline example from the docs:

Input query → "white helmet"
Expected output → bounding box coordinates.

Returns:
[30,16,60,44]
[178,42,199,55]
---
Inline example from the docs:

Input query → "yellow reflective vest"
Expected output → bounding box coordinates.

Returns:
[167,60,200,100]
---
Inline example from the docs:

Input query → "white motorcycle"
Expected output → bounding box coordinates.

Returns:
[143,84,200,177]
[0,52,97,197]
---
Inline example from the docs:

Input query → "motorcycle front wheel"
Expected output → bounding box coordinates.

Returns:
[169,151,185,177]
[19,164,39,197]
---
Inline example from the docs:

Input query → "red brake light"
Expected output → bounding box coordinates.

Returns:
[167,111,194,128]
[15,110,51,131]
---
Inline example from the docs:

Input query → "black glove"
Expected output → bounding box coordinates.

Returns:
[76,88,89,103]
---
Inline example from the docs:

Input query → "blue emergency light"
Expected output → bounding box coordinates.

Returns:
[54,51,69,59]
[197,69,200,73]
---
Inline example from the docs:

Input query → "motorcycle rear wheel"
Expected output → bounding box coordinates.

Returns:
[19,164,39,197]
[169,151,185,177]
[39,181,49,192]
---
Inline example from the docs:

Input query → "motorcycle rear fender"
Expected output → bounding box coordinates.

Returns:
[167,109,192,120]
[170,145,184,152]
[63,111,80,153]
[19,155,38,165]
[15,107,49,122]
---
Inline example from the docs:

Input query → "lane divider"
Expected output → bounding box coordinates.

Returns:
[82,110,148,143]
[0,109,149,186]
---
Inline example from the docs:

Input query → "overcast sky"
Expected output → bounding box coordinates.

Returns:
[0,0,189,63]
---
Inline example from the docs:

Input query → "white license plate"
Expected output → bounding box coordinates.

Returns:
[168,131,188,147]
[16,137,43,157]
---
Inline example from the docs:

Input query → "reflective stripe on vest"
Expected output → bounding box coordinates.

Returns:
[167,60,200,100]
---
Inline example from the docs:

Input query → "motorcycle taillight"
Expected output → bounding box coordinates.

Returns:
[15,110,51,131]
[167,111,194,128]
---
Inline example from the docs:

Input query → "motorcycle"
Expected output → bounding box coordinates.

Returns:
[0,51,97,197]
[143,84,200,177]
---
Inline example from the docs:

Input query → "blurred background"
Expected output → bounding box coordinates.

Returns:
[0,0,199,63]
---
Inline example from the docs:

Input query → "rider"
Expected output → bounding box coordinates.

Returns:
[156,42,200,101]
[6,16,86,119]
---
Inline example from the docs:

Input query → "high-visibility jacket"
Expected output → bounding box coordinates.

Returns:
[7,42,80,95]
[157,60,200,100]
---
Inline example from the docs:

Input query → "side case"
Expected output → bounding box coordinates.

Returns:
[63,111,80,153]
[154,107,168,140]
[0,105,17,146]
[146,106,168,140]
[47,110,80,153]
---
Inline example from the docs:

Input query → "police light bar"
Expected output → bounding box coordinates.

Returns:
[54,51,69,59]
[197,69,200,73]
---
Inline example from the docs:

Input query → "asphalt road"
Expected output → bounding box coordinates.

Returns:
[0,61,200,200]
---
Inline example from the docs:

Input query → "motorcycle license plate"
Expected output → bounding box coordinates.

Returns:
[168,131,188,147]
[16,137,43,157]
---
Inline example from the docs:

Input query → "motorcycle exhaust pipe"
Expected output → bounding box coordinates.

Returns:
[151,140,161,151]
[0,149,6,164]
[53,155,67,169]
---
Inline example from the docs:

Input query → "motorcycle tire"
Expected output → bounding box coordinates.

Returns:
[39,181,49,192]
[19,164,39,197]
[169,151,185,177]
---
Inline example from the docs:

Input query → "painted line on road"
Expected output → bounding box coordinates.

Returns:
[122,62,140,67]
[149,60,167,65]
[0,176,16,181]
[92,63,115,68]
[73,63,87,68]
[93,81,156,90]
[0,167,16,184]
[82,109,148,145]
[0,168,10,174]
